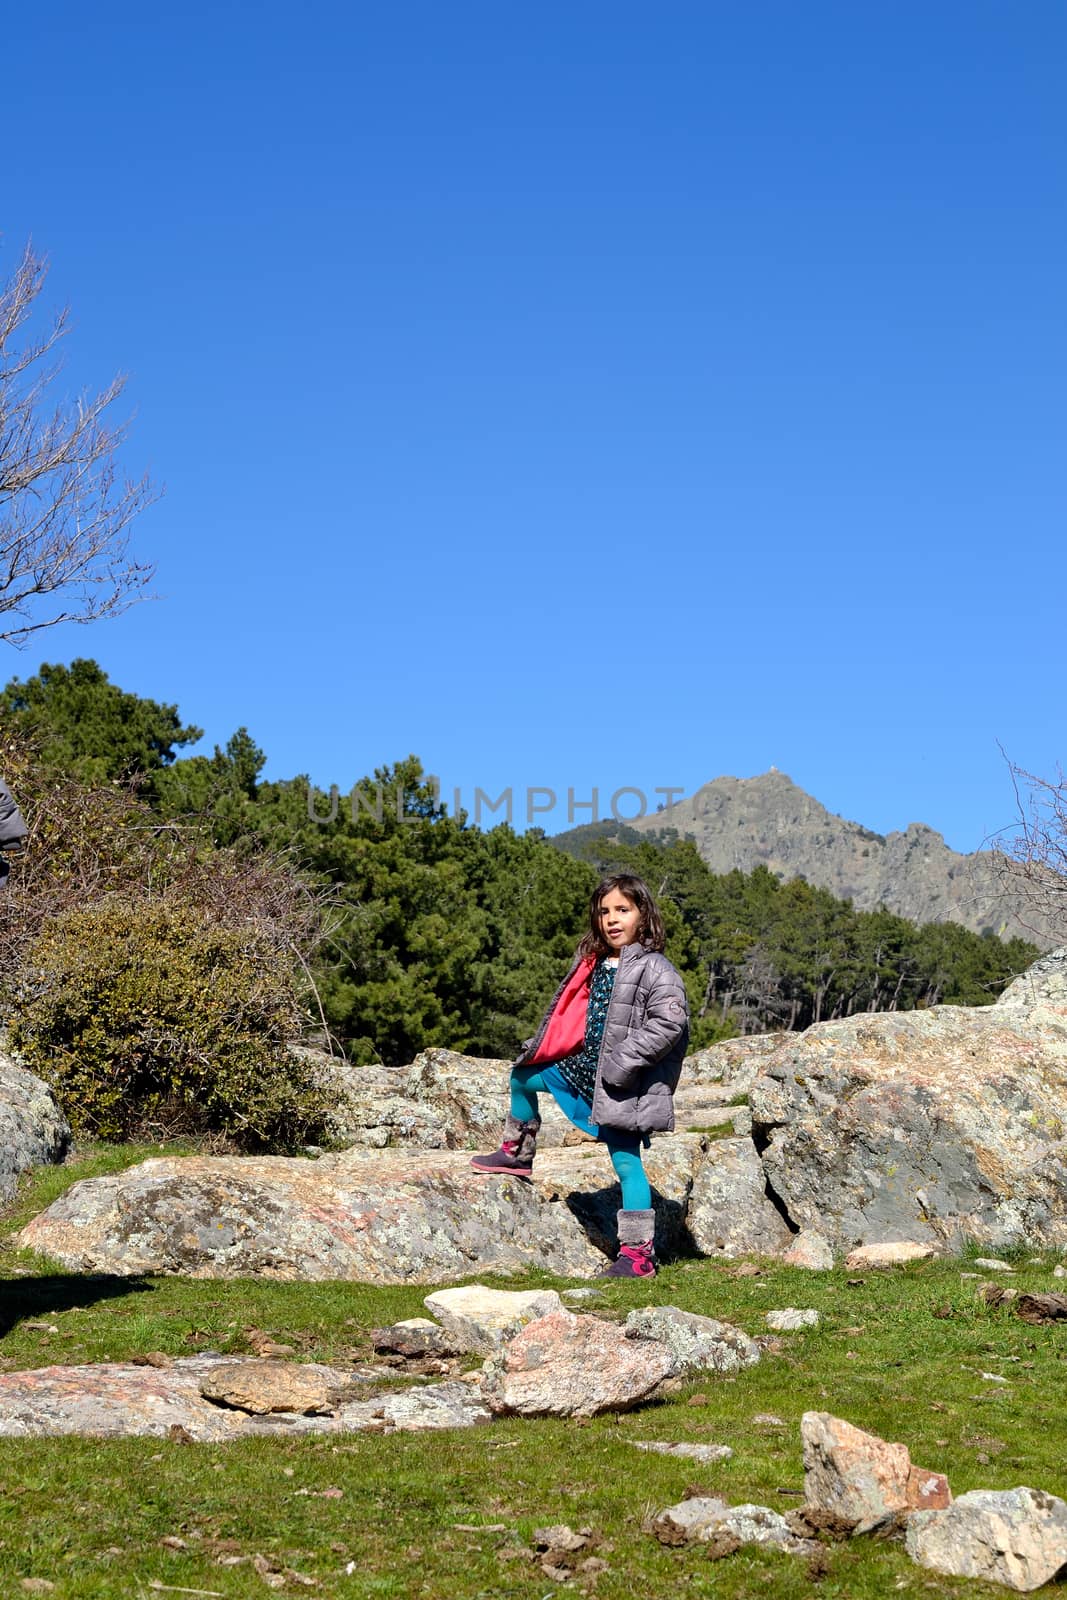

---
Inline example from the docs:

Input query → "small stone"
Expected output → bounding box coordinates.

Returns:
[561,1288,606,1304]
[630,1441,734,1464]
[844,1242,937,1270]
[704,1503,816,1555]
[973,1258,1014,1272]
[533,1524,587,1552]
[624,1305,760,1376]
[372,1318,458,1358]
[650,1498,815,1555]
[648,1497,728,1545]
[482,1309,674,1418]
[423,1286,563,1355]
[766,1308,820,1331]
[752,1413,785,1426]
[199,1361,340,1416]
[1053,1264,1065,1279]
[780,1230,834,1270]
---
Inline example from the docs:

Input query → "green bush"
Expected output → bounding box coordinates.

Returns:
[10,899,335,1150]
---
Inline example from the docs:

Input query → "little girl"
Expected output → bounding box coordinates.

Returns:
[471,872,689,1277]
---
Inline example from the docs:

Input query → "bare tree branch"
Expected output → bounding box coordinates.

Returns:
[989,746,1067,944]
[0,242,157,646]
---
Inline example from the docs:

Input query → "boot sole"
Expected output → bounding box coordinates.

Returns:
[468,1164,534,1180]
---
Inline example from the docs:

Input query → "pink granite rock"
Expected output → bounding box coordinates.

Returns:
[481,1309,674,1417]
[802,1412,915,1525]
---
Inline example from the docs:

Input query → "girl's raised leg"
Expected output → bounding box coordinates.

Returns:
[470,1067,545,1178]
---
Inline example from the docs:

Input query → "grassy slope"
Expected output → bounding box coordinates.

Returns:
[1,1144,1065,1599]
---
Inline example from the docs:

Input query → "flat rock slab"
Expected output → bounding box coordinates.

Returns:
[631,1440,734,1463]
[766,1308,820,1331]
[650,1497,815,1555]
[845,1242,938,1270]
[17,1141,704,1285]
[906,1487,1067,1592]
[0,1356,491,1440]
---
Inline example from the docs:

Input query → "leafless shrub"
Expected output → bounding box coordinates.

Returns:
[0,243,156,646]
[989,754,1067,944]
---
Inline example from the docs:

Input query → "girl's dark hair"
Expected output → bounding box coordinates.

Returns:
[578,873,666,958]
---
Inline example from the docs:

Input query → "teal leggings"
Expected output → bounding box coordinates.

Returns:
[510,1067,652,1212]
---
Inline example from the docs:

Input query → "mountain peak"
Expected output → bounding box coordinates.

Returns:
[625,774,1052,946]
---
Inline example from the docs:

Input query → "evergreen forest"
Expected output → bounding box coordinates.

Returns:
[1,660,1041,1079]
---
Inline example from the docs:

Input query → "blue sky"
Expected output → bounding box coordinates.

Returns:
[3,1,1064,853]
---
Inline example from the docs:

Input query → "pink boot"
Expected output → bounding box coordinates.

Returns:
[597,1208,657,1277]
[470,1115,540,1179]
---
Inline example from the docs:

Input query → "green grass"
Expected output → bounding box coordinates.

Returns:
[1,1143,1065,1598]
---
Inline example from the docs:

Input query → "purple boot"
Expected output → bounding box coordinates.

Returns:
[470,1114,540,1179]
[598,1208,657,1277]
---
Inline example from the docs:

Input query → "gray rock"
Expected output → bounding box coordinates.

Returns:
[702,1503,817,1555]
[0,1037,70,1202]
[649,1496,729,1543]
[631,1440,734,1463]
[372,1318,459,1357]
[685,1136,793,1258]
[624,1304,760,1376]
[906,1487,1067,1592]
[681,1034,787,1098]
[766,1308,820,1331]
[650,1496,815,1554]
[750,949,1067,1252]
[17,1141,704,1284]
[315,1036,781,1153]
[973,1257,1014,1272]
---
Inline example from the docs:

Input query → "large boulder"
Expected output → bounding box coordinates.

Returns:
[16,1139,706,1283]
[303,1037,777,1151]
[305,1046,579,1150]
[683,1034,788,1097]
[748,948,1067,1251]
[0,1034,70,1202]
[685,1136,794,1257]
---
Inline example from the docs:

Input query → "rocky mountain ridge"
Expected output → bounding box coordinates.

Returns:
[557,770,1055,947]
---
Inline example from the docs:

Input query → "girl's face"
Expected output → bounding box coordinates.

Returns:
[598,891,642,951]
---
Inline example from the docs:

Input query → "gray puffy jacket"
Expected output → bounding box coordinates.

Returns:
[515,942,690,1134]
[0,777,27,849]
